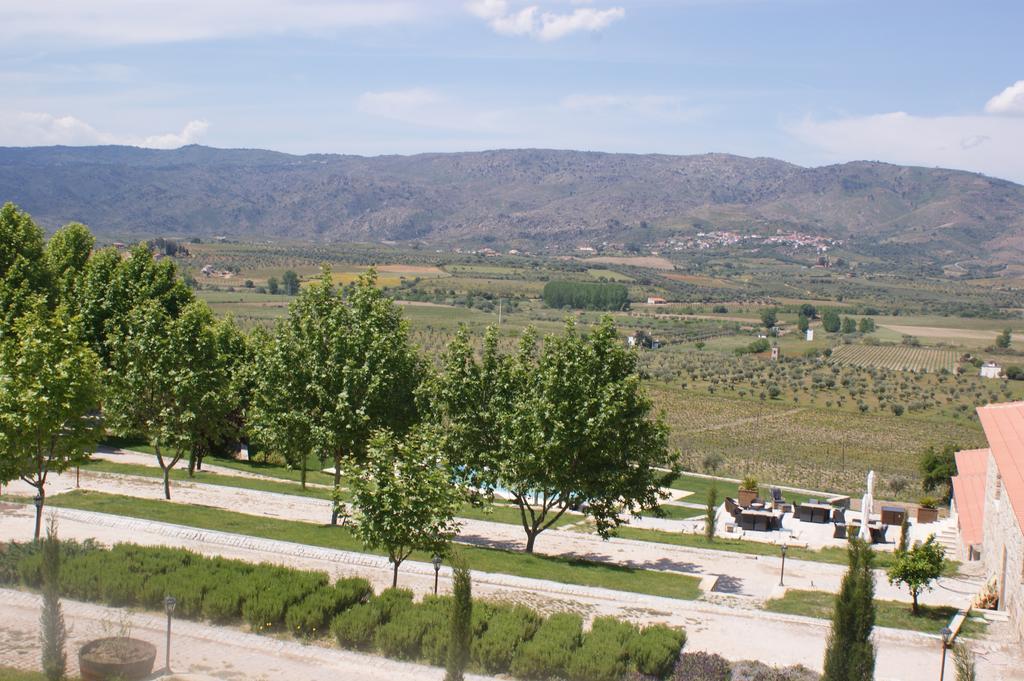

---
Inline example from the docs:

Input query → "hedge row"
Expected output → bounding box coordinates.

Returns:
[1,541,687,680]
[331,591,685,681]
[4,541,370,636]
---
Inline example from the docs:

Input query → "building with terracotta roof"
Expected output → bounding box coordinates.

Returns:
[951,401,1024,640]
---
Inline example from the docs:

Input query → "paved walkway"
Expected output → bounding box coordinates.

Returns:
[2,504,1021,680]
[7,466,981,608]
[0,588,495,681]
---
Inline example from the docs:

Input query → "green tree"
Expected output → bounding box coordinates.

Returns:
[40,517,66,681]
[841,317,857,334]
[105,300,232,500]
[44,222,94,306]
[281,269,300,295]
[349,426,463,587]
[252,269,423,521]
[267,276,279,294]
[858,317,876,334]
[704,484,719,542]
[435,317,674,553]
[541,281,629,311]
[446,560,473,681]
[797,314,810,333]
[72,244,193,364]
[920,444,957,502]
[760,307,778,329]
[822,309,841,333]
[898,515,911,554]
[799,303,817,319]
[887,535,945,615]
[822,539,876,681]
[0,305,102,539]
[0,202,51,335]
[996,327,1012,349]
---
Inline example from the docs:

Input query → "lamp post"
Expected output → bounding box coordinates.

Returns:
[164,595,177,673]
[33,494,43,541]
[432,554,442,595]
[938,627,952,681]
[778,540,788,587]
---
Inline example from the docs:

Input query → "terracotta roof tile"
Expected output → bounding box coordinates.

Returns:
[977,402,1024,532]
[952,448,989,547]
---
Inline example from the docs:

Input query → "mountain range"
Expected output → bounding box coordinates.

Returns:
[2,144,1023,265]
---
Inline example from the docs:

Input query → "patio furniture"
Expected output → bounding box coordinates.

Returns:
[829,496,852,510]
[738,508,781,532]
[880,506,906,526]
[725,497,742,519]
[870,524,889,544]
[831,507,846,524]
[797,502,833,524]
[771,487,784,504]
[833,523,847,539]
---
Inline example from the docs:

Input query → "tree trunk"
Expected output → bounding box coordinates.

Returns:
[912,591,919,615]
[163,468,171,500]
[331,460,342,525]
[300,463,307,490]
[187,450,197,477]
[33,487,45,541]
[524,531,537,554]
[392,560,400,588]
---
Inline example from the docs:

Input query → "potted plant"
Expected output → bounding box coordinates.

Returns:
[916,496,940,524]
[738,476,759,507]
[79,636,157,681]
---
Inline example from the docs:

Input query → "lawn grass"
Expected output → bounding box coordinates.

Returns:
[668,472,817,507]
[764,589,985,637]
[46,491,701,601]
[613,526,958,575]
[80,459,575,529]
[0,668,79,681]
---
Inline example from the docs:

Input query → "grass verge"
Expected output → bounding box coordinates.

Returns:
[613,526,960,574]
[764,589,985,637]
[46,490,702,601]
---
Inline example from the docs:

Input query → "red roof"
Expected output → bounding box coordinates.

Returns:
[977,402,1024,532]
[952,448,989,548]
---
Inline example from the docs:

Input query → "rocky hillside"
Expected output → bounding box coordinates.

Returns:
[2,145,1022,263]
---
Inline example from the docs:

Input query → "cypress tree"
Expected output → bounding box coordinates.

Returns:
[822,539,876,681]
[40,517,66,681]
[898,515,911,554]
[445,562,472,681]
[705,484,719,542]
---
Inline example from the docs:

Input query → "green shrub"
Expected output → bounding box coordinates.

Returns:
[472,604,542,674]
[332,602,383,650]
[202,580,248,623]
[628,624,686,678]
[510,613,583,680]
[671,651,731,681]
[567,617,638,681]
[286,578,372,638]
[375,598,447,661]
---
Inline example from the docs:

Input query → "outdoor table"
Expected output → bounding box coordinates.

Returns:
[739,509,780,532]
[880,506,906,525]
[799,502,833,524]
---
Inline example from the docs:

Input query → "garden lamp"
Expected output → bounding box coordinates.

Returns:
[778,539,788,587]
[432,554,442,595]
[33,494,43,541]
[938,627,952,681]
[164,595,177,672]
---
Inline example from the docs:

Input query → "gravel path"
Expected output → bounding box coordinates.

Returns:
[1,504,1020,681]
[12,466,981,607]
[0,588,496,681]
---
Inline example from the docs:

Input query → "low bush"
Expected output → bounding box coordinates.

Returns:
[374,596,448,661]
[567,616,638,681]
[510,613,583,680]
[671,652,731,681]
[472,604,543,674]
[628,624,686,678]
[731,660,820,681]
[330,588,413,650]
[286,577,372,638]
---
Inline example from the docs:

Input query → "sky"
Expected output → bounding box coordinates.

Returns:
[1,0,1023,182]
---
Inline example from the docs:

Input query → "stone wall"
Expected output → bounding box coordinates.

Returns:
[982,451,1024,641]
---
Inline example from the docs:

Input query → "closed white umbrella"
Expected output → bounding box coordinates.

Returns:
[859,470,874,542]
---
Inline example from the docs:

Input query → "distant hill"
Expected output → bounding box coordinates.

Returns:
[2,145,1023,264]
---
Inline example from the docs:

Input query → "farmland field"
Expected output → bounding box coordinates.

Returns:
[829,344,959,372]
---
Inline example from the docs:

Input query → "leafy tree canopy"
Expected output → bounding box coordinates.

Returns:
[887,535,945,614]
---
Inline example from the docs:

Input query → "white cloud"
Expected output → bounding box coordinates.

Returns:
[788,111,1024,183]
[985,80,1024,115]
[465,1,624,40]
[1,1,422,45]
[0,112,210,149]
[560,93,702,121]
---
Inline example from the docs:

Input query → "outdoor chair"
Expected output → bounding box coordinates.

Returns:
[771,487,784,503]
[796,504,812,522]
[871,525,889,544]
[831,508,846,524]
[833,523,847,539]
[725,497,741,518]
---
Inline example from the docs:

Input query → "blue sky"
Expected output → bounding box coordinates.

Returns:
[2,0,1023,181]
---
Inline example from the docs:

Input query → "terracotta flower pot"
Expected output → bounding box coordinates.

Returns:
[738,488,758,507]
[79,637,157,681]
